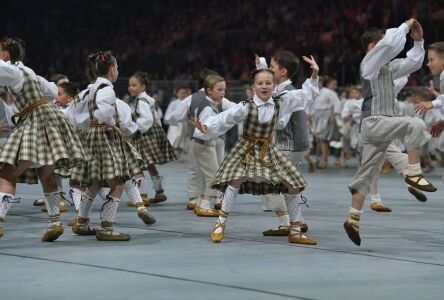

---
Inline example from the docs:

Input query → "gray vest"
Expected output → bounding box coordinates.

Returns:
[188,91,221,143]
[275,84,310,152]
[361,63,396,120]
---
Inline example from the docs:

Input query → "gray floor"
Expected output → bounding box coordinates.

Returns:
[0,158,443,300]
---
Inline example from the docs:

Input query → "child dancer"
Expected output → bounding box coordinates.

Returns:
[0,37,90,241]
[191,57,319,245]
[167,74,235,216]
[126,72,176,206]
[166,87,191,162]
[344,20,436,246]
[70,51,143,241]
[255,52,312,236]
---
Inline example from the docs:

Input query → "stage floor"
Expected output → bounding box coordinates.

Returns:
[1,158,443,300]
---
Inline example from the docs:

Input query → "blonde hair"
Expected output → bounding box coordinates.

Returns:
[204,74,225,94]
[429,42,444,58]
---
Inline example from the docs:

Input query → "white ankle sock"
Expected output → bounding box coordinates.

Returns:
[199,199,211,209]
[278,215,290,227]
[55,175,63,193]
[370,194,381,204]
[406,163,422,176]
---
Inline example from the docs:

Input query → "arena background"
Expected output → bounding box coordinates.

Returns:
[2,0,444,106]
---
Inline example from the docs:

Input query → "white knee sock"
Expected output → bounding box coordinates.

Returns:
[124,178,143,204]
[0,193,16,221]
[151,175,164,193]
[217,185,239,225]
[78,194,94,219]
[69,187,82,211]
[100,196,120,223]
[284,194,304,223]
[44,191,61,216]
[199,198,211,209]
[44,191,61,226]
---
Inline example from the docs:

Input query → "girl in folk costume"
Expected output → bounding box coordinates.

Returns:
[126,72,176,206]
[0,37,91,241]
[191,57,320,245]
[70,51,145,241]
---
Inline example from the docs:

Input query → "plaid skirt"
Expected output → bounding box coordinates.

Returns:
[211,138,306,195]
[70,127,143,186]
[54,128,89,178]
[131,123,176,168]
[0,105,91,184]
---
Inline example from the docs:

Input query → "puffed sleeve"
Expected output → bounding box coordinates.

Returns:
[135,100,154,134]
[0,60,23,92]
[93,86,116,126]
[278,77,320,118]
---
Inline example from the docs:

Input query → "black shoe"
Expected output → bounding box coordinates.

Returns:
[343,220,361,246]
[407,186,427,202]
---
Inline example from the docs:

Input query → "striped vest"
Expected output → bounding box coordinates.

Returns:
[361,63,396,120]
[275,84,310,152]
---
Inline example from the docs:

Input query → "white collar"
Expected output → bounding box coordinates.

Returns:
[276,79,292,92]
[96,77,113,87]
[253,94,275,107]
[440,70,444,81]
[137,91,149,99]
[205,95,218,106]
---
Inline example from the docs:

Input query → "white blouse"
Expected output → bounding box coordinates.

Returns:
[127,92,154,135]
[432,71,444,109]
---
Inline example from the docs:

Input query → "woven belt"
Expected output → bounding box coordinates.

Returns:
[242,134,273,167]
[12,99,48,125]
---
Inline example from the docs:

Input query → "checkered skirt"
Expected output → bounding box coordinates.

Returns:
[129,99,176,167]
[0,105,91,184]
[70,126,143,186]
[211,99,306,195]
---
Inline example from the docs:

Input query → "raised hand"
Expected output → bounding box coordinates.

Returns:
[405,18,415,29]
[410,20,423,41]
[426,80,440,97]
[430,121,444,137]
[189,118,208,134]
[302,55,319,78]
[415,101,433,114]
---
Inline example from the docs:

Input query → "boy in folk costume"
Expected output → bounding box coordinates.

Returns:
[344,20,436,246]
[192,56,319,245]
[0,37,90,241]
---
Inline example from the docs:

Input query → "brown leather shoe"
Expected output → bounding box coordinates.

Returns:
[149,192,167,204]
[67,216,77,226]
[72,218,96,235]
[186,201,197,210]
[0,227,3,238]
[405,174,437,192]
[370,202,392,212]
[96,229,130,241]
[194,206,219,217]
[140,194,150,207]
[42,225,64,242]
[263,226,290,236]
[137,208,156,225]
[211,221,225,243]
[287,222,316,245]
[214,202,222,210]
[343,220,361,246]
[407,186,427,202]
